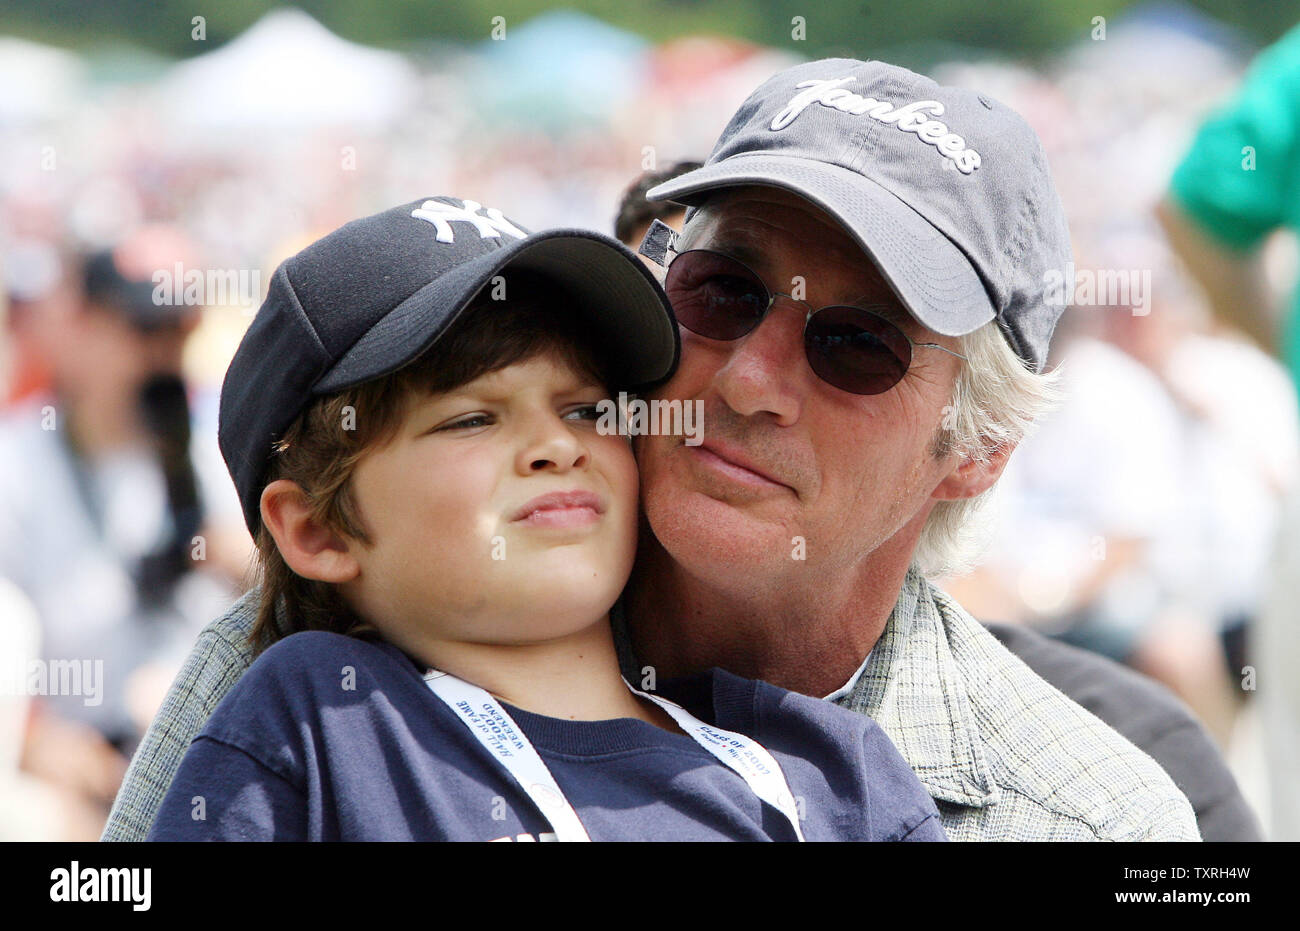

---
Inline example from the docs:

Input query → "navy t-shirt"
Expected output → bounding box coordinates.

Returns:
[148,631,945,842]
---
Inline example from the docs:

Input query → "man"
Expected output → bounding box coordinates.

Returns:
[105,58,1200,841]
[619,164,1255,837]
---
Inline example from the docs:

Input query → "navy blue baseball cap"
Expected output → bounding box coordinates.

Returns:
[219,196,680,534]
[647,58,1073,373]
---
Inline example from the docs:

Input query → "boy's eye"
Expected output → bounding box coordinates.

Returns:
[435,404,603,432]
[438,414,494,431]
[564,404,605,421]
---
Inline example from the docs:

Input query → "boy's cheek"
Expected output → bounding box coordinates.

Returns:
[595,431,640,483]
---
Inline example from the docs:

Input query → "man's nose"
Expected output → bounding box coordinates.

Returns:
[710,299,807,425]
[516,414,590,474]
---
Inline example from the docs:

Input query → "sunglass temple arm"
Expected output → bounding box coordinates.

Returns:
[637,219,679,268]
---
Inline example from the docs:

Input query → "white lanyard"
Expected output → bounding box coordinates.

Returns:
[423,669,590,841]
[423,669,806,842]
[625,681,807,842]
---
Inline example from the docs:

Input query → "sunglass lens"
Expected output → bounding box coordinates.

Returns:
[805,306,911,395]
[664,250,769,340]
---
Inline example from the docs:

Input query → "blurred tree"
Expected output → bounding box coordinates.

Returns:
[0,0,1296,65]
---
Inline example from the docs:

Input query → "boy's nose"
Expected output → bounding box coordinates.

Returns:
[517,419,590,474]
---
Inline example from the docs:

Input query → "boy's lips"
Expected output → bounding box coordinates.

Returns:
[508,489,606,524]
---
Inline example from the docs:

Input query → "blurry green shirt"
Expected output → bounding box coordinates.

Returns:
[1170,23,1300,389]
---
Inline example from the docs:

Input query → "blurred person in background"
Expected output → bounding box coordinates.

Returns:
[1095,255,1296,747]
[0,577,107,840]
[921,242,1272,840]
[1157,20,1300,840]
[1,239,63,406]
[948,258,1294,753]
[0,227,249,833]
[614,160,702,253]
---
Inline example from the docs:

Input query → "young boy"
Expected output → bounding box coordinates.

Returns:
[147,196,946,841]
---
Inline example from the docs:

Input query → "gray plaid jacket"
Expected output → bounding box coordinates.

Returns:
[103,567,1199,841]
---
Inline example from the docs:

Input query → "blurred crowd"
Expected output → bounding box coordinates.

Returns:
[2,6,1297,839]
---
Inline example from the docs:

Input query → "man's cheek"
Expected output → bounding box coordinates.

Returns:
[652,343,712,401]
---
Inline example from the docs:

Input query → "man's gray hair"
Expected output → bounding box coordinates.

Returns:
[910,319,1063,579]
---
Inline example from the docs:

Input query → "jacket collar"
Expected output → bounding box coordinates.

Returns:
[835,566,1000,807]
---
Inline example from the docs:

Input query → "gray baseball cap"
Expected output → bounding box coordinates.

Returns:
[647,58,1072,372]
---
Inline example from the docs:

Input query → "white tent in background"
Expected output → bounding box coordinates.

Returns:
[158,8,417,130]
[0,37,85,124]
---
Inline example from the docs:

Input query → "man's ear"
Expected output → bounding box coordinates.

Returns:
[260,479,361,583]
[931,440,1017,502]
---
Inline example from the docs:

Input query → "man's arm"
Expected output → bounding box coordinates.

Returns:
[984,621,1261,841]
[100,588,260,841]
[1155,195,1279,355]
[1157,24,1300,358]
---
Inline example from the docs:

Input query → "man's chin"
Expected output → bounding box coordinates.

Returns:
[642,484,796,571]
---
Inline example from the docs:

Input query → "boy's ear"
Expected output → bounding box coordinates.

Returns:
[260,479,361,583]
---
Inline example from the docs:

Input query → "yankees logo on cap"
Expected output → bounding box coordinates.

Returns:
[410,198,527,243]
[218,196,680,534]
[646,58,1073,374]
[769,77,983,174]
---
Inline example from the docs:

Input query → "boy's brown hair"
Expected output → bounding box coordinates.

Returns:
[249,273,615,657]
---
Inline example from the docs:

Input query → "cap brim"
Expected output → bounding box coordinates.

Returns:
[313,229,680,394]
[648,155,996,338]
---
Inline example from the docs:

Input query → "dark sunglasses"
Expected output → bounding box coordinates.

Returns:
[663,248,966,396]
